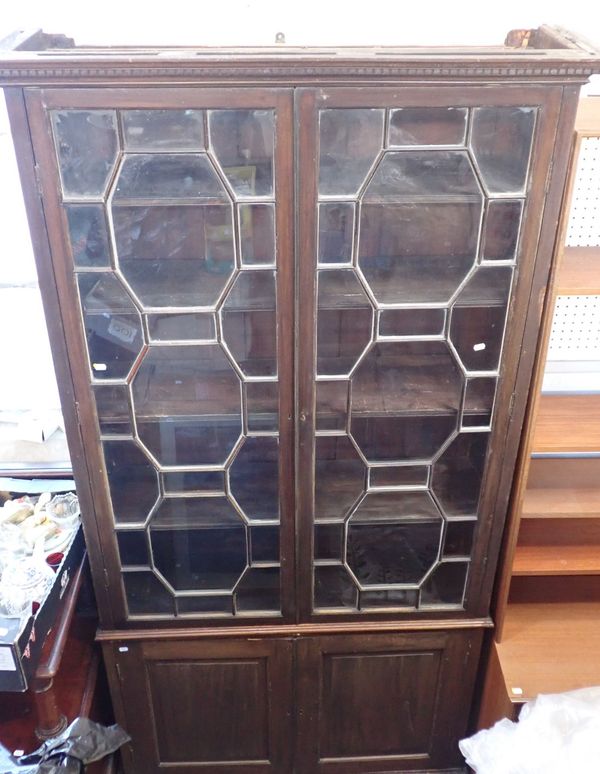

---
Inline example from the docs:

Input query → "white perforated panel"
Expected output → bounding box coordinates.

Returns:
[547,295,600,361]
[567,137,600,247]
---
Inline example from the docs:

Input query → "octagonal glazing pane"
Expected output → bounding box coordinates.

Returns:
[112,154,234,308]
[347,520,441,586]
[132,344,242,466]
[221,270,277,377]
[317,269,373,376]
[359,151,482,305]
[347,490,442,587]
[77,273,143,380]
[151,524,247,592]
[102,439,159,525]
[351,341,462,461]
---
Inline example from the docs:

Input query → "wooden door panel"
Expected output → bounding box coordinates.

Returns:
[296,629,483,772]
[105,638,293,773]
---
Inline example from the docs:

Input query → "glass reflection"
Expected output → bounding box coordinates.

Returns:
[314,523,344,561]
[151,525,247,591]
[112,204,235,308]
[316,380,348,431]
[318,202,354,264]
[314,565,358,609]
[93,384,132,435]
[348,521,441,585]
[51,110,118,198]
[250,525,279,562]
[235,567,280,612]
[113,154,228,200]
[152,496,242,527]
[443,520,476,557]
[102,439,158,525]
[315,436,365,521]
[66,205,111,268]
[318,108,384,196]
[77,274,143,380]
[420,561,468,606]
[379,308,445,338]
[123,572,174,615]
[482,200,524,261]
[122,109,205,151]
[147,313,216,342]
[177,596,233,615]
[116,530,149,566]
[239,204,275,265]
[132,344,242,466]
[229,437,279,522]
[351,342,462,461]
[359,202,480,304]
[432,433,489,517]
[246,381,279,432]
[221,270,277,377]
[470,107,536,194]
[209,109,275,197]
[317,269,373,376]
[463,377,496,427]
[388,107,467,147]
[450,267,513,372]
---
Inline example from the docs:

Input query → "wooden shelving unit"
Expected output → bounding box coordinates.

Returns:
[532,394,600,453]
[478,96,600,730]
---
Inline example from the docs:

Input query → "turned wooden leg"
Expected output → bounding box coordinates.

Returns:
[32,676,67,740]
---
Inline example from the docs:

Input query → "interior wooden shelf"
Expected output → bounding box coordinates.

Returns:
[496,601,600,702]
[522,486,600,519]
[555,246,600,295]
[531,394,600,453]
[513,543,600,576]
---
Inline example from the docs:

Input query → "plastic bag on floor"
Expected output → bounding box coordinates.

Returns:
[460,686,600,773]
[0,718,130,774]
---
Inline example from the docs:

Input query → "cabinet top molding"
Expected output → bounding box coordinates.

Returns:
[1,26,599,86]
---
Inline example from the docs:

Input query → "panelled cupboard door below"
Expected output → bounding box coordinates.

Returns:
[295,630,483,772]
[103,638,294,773]
[24,84,562,629]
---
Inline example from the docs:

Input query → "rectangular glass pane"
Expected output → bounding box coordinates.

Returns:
[122,109,205,151]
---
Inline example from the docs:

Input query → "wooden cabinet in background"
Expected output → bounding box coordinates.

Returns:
[2,26,599,773]
[478,96,600,730]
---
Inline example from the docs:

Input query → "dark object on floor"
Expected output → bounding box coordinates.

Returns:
[0,718,129,773]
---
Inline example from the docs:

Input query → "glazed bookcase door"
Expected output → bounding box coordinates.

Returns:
[26,88,294,625]
[297,86,562,620]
